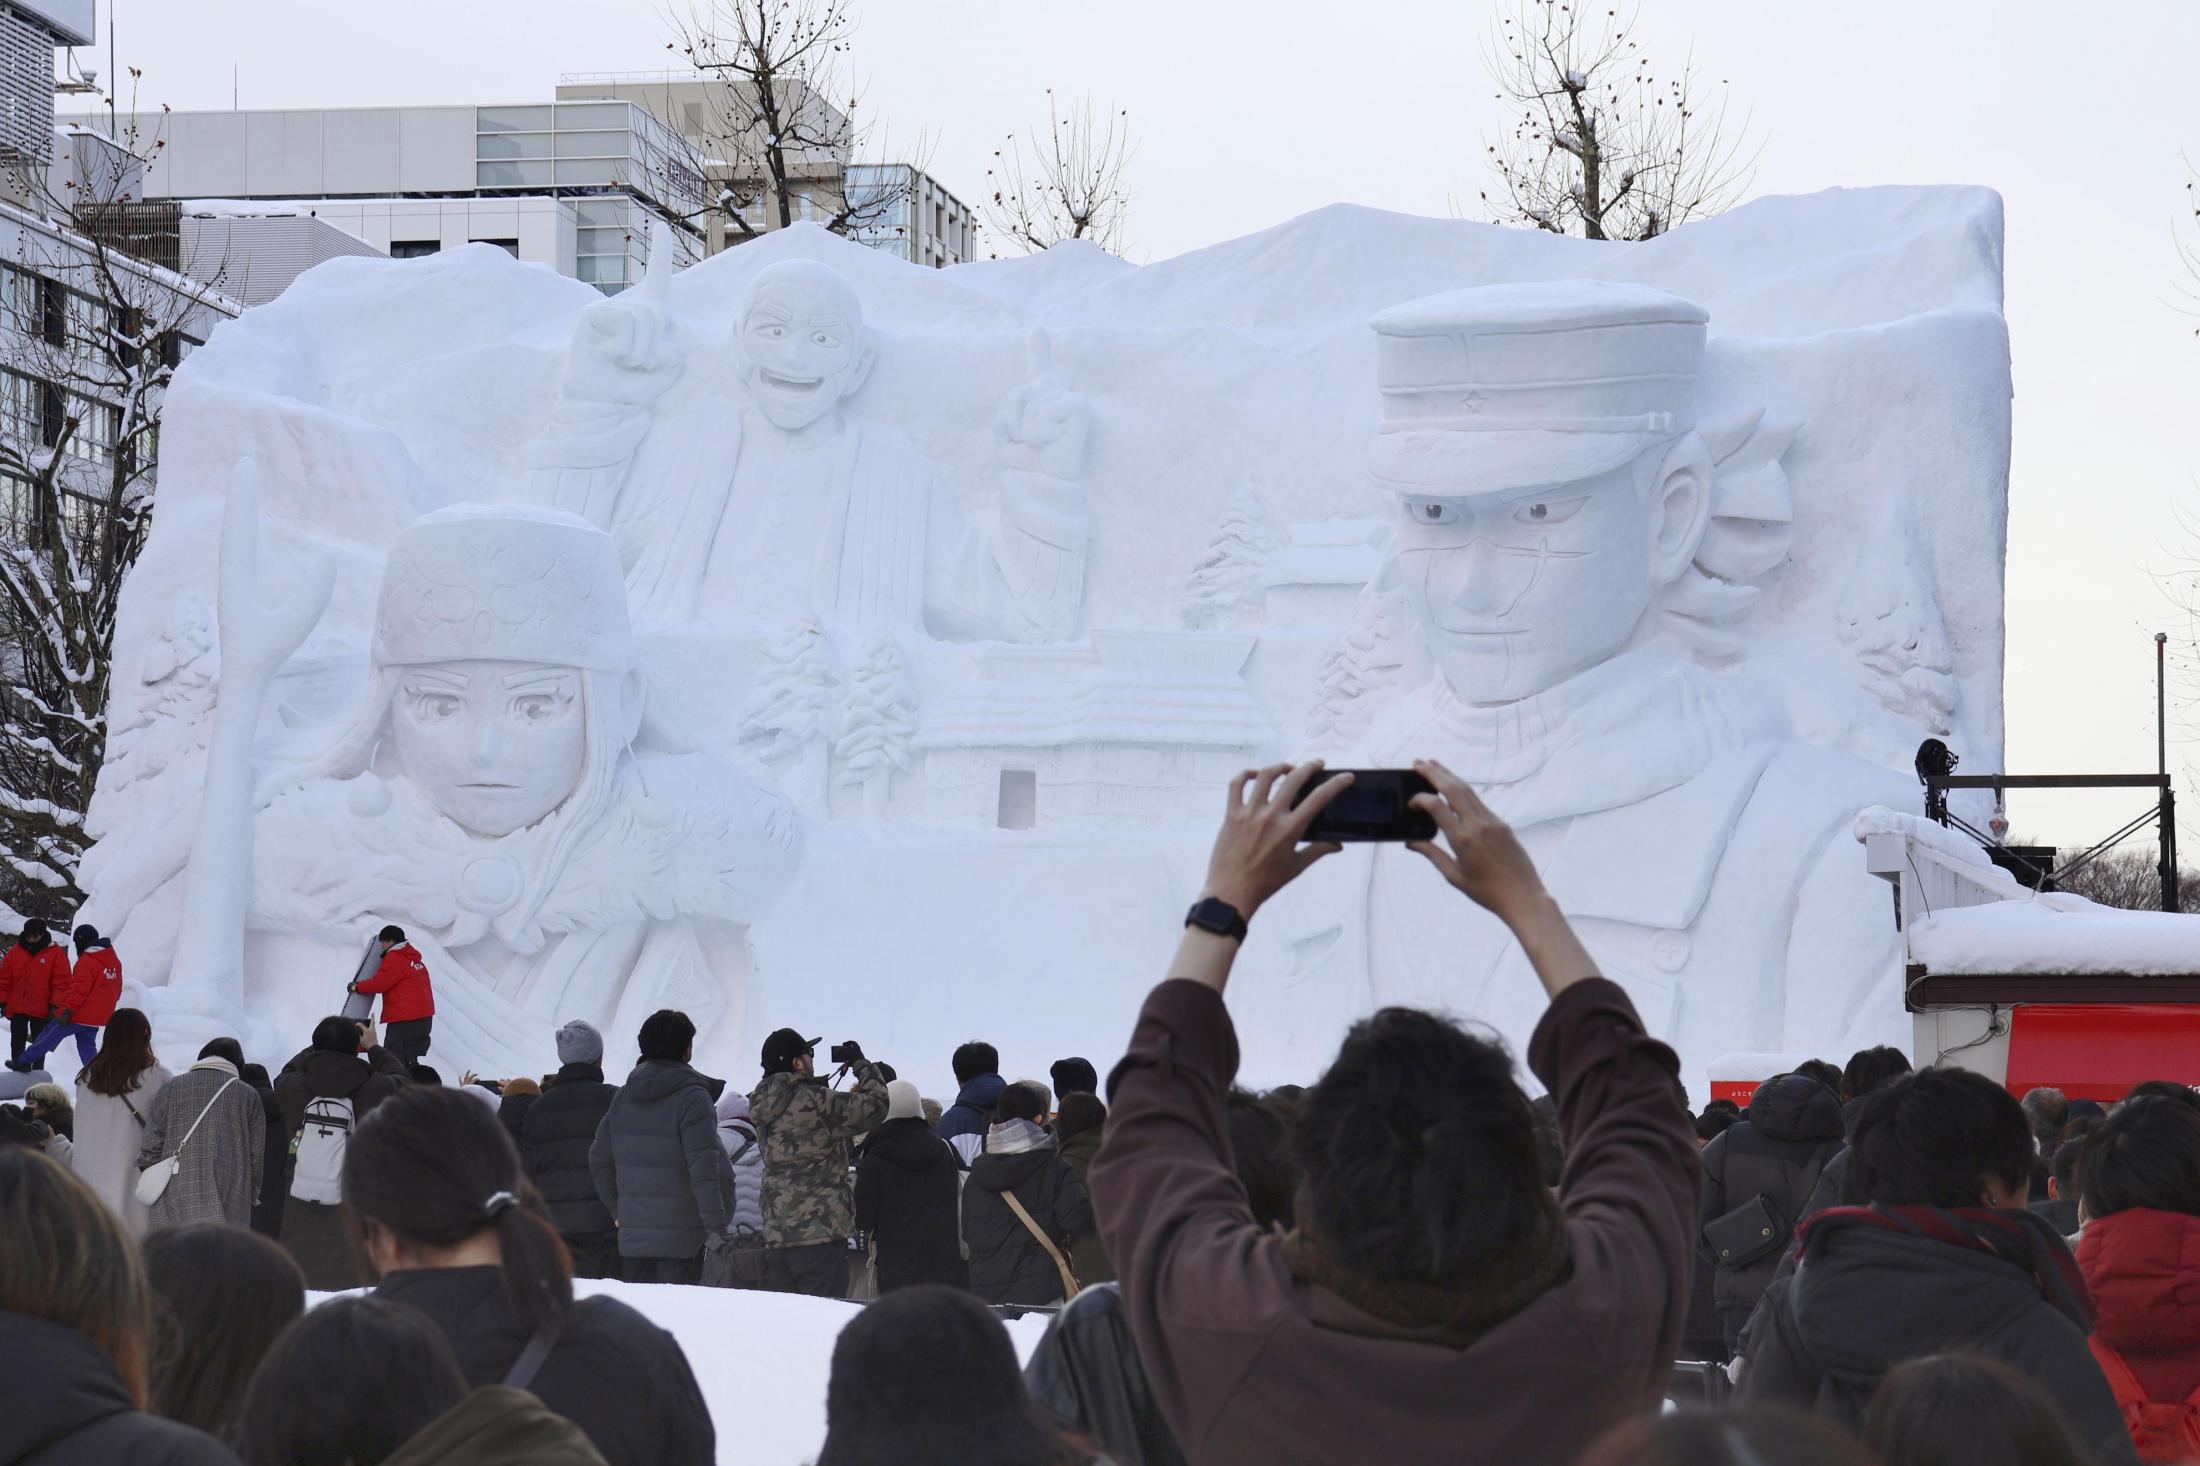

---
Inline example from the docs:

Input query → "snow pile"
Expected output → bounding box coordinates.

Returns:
[1911,897,2200,977]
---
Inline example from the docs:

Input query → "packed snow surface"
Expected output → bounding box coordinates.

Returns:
[1911,897,2200,977]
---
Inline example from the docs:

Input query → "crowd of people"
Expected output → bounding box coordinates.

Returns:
[1,758,2197,1464]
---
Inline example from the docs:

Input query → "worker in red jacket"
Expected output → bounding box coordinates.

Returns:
[352,923,435,1072]
[13,924,122,1071]
[0,919,71,1066]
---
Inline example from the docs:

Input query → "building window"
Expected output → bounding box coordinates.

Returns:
[996,769,1037,831]
[473,239,521,257]
[0,370,41,447]
[390,241,441,260]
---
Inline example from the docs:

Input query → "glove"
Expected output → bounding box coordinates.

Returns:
[838,1041,866,1068]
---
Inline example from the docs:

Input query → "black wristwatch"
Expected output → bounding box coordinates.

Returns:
[1184,897,1249,942]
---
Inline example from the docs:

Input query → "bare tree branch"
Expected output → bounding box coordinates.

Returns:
[1477,0,1756,242]
[982,90,1134,256]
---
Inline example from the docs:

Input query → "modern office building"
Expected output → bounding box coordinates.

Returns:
[847,162,976,267]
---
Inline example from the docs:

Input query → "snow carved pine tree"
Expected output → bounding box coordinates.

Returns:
[1306,570,1417,753]
[737,616,838,809]
[835,633,917,820]
[1181,484,1276,629]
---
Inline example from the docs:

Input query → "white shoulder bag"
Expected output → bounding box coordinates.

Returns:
[136,1078,237,1207]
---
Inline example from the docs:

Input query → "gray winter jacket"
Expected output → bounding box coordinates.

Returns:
[588,1060,733,1260]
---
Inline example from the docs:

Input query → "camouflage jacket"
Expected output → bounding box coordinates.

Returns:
[749,1062,889,1247]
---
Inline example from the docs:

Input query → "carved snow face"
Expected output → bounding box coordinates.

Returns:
[386,660,586,837]
[739,276,868,432]
[1396,447,1707,703]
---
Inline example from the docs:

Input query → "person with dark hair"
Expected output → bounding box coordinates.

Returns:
[1863,1353,2095,1466]
[2033,1135,2088,1238]
[1576,1404,1876,1466]
[2122,1080,2200,1109]
[351,925,435,1073]
[1,919,70,1068]
[1794,1058,1843,1095]
[71,1007,169,1235]
[1697,1070,1845,1351]
[521,1020,621,1280]
[938,1040,1005,1165]
[0,1148,239,1463]
[2074,1095,2200,1461]
[231,1061,289,1239]
[748,1026,887,1297]
[589,1009,732,1286]
[352,1084,713,1466]
[15,924,123,1072]
[854,1079,969,1294]
[1841,1045,1912,1108]
[1694,1108,1741,1146]
[1738,1065,2137,1464]
[136,1040,264,1231]
[144,1223,304,1441]
[1056,1090,1116,1286]
[1089,761,1698,1464]
[274,1014,409,1287]
[964,1079,1095,1307]
[235,1295,607,1466]
[819,1284,1068,1466]
[1051,1057,1100,1105]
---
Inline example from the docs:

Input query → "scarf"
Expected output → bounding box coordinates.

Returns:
[1279,1222,1572,1343]
[985,1118,1052,1156]
[1797,1204,2096,1330]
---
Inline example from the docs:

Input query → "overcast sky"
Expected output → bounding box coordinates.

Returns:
[88,0,2200,850]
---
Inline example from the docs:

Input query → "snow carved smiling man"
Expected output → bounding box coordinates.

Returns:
[1285,281,1909,1066]
[247,505,798,1074]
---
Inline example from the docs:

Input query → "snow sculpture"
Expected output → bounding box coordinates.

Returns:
[527,253,1092,642]
[86,190,2011,1087]
[1265,282,1915,1064]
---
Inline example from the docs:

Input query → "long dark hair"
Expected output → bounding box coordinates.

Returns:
[144,1223,304,1439]
[0,1148,154,1405]
[80,1008,158,1098]
[1864,1353,2092,1466]
[235,1296,467,1466]
[1579,1406,1874,1466]
[342,1084,573,1335]
[2079,1095,2200,1220]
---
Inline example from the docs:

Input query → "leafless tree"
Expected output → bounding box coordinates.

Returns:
[1479,0,1754,242]
[2046,843,2200,913]
[982,90,1134,256]
[0,91,233,912]
[666,0,922,245]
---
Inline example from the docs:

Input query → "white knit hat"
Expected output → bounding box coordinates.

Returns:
[885,1079,924,1123]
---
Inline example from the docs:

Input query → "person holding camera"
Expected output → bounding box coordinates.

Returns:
[749,1028,889,1298]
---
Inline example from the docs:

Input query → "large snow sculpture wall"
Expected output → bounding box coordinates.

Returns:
[80,188,2009,1090]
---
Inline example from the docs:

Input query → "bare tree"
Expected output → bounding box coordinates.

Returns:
[1479,0,1754,242]
[2045,844,2200,913]
[0,93,233,912]
[666,0,921,245]
[983,90,1134,256]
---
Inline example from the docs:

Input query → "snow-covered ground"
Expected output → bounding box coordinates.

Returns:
[308,1279,1054,1466]
[1911,898,2200,976]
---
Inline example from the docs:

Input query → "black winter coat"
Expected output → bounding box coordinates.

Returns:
[240,1063,287,1238]
[1698,1073,1843,1349]
[521,1063,617,1243]
[0,1311,239,1465]
[855,1117,969,1293]
[963,1142,1095,1306]
[376,1266,712,1466]
[498,1091,536,1149]
[1738,1219,2139,1466]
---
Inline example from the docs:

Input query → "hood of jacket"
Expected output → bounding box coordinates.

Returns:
[1790,1221,2071,1383]
[622,1058,715,1106]
[282,1046,378,1098]
[950,1073,1007,1113]
[383,1385,606,1466]
[0,1311,134,1462]
[969,1145,1054,1193]
[2080,1207,2200,1357]
[865,1116,954,1172]
[1746,1073,1845,1144]
[749,1069,829,1128]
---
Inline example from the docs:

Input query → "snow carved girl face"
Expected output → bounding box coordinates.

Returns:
[387,659,586,837]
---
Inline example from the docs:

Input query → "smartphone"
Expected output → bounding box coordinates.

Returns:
[1291,769,1438,843]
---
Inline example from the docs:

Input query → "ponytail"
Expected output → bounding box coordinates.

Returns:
[342,1087,574,1336]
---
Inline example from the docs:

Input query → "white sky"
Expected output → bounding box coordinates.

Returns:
[89,0,2200,853]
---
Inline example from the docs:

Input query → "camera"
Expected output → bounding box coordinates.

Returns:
[829,1041,864,1067]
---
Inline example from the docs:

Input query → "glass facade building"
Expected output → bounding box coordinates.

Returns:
[475,102,706,293]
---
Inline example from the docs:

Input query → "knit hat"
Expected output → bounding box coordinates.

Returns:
[556,1020,603,1066]
[885,1080,924,1123]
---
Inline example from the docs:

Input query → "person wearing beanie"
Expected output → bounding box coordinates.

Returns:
[13,924,122,1072]
[1051,1057,1100,1107]
[817,1285,1065,1466]
[0,919,70,1067]
[520,1019,622,1279]
[855,1079,971,1295]
[274,1014,410,1287]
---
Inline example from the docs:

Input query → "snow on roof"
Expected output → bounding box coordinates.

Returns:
[916,630,1273,751]
[1911,897,2200,978]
